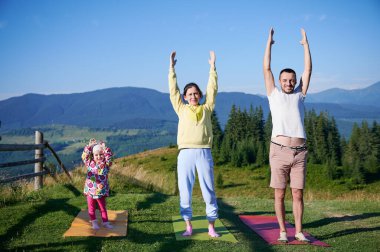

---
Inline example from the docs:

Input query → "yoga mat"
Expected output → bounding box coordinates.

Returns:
[173,215,237,243]
[63,210,128,237]
[239,215,330,246]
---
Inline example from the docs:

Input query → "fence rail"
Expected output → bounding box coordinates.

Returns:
[0,143,45,151]
[0,157,46,168]
[0,131,72,189]
[1,170,50,184]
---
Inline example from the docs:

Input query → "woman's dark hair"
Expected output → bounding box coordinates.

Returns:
[279,68,297,80]
[183,82,203,98]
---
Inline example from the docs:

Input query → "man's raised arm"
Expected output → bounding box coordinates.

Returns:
[300,28,312,95]
[263,28,275,96]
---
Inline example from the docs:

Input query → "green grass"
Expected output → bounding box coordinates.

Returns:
[1,147,379,251]
[1,181,379,251]
[114,147,380,201]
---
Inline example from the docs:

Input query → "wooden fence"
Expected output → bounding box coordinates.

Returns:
[0,131,72,190]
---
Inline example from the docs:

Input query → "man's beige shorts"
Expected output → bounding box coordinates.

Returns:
[269,143,308,189]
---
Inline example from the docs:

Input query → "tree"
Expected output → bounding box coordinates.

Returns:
[211,111,224,164]
[342,121,380,184]
[305,110,317,163]
[263,112,272,164]
[219,105,238,164]
[221,104,267,167]
[314,112,329,164]
[327,117,342,166]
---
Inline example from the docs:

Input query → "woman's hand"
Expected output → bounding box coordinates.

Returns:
[268,27,275,45]
[170,51,177,68]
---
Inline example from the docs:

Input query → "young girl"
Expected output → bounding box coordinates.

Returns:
[82,138,113,230]
[169,51,220,238]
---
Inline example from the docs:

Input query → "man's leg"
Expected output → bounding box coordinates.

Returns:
[290,149,308,236]
[291,188,304,234]
[274,188,286,232]
[270,143,291,242]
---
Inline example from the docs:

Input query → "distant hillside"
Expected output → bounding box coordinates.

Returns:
[0,87,176,129]
[0,84,379,133]
[308,81,380,107]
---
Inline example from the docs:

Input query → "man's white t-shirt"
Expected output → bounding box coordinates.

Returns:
[268,86,306,139]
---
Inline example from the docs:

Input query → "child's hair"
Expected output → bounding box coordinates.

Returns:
[183,82,203,98]
[93,144,104,153]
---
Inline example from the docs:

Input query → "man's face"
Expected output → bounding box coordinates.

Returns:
[279,72,297,94]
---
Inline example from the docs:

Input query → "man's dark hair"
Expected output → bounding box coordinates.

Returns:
[279,68,296,80]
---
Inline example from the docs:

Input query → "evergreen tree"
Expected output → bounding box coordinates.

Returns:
[305,109,317,163]
[211,111,224,164]
[264,111,272,142]
[256,106,265,142]
[256,143,265,166]
[342,121,378,184]
[369,121,380,178]
[350,160,365,185]
[359,121,380,181]
[263,112,272,164]
[219,105,238,163]
[327,117,342,166]
[343,123,360,178]
[314,112,329,164]
[221,104,267,167]
[304,111,342,167]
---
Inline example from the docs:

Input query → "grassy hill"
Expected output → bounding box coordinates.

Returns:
[0,147,379,251]
[114,147,380,200]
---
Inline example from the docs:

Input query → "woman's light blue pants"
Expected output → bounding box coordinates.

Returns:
[177,148,218,222]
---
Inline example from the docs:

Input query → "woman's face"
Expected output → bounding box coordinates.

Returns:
[184,86,200,106]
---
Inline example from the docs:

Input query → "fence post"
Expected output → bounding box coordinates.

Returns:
[34,131,44,190]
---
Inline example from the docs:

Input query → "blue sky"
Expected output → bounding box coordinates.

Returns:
[1,0,379,101]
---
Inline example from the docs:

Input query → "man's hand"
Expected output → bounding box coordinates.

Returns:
[209,51,216,66]
[300,28,308,45]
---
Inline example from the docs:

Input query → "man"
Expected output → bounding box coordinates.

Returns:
[263,28,312,243]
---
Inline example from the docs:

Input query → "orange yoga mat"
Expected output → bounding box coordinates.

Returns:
[63,210,128,237]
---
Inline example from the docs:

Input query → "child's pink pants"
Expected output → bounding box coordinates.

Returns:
[87,195,109,222]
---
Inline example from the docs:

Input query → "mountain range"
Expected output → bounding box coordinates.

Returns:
[307,81,380,107]
[0,82,379,134]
